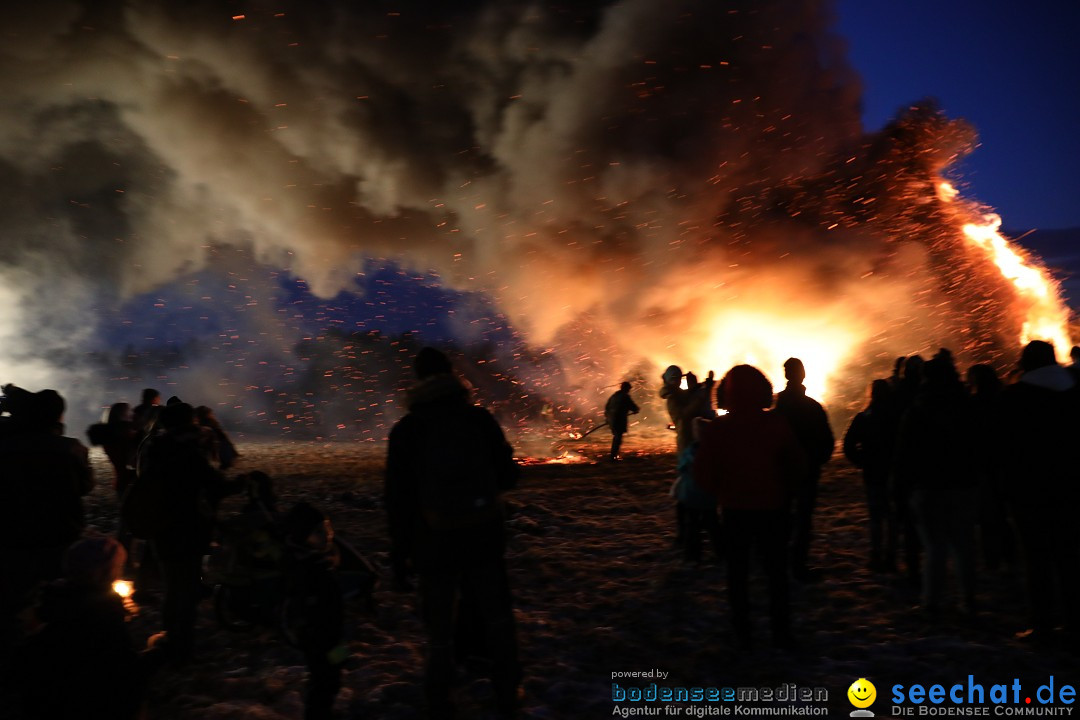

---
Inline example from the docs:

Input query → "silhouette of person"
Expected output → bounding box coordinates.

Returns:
[89,402,139,499]
[997,340,1080,641]
[773,358,834,581]
[604,381,639,460]
[385,347,521,719]
[282,502,346,720]
[843,379,899,571]
[893,353,978,614]
[891,354,925,586]
[139,402,238,664]
[678,372,724,565]
[195,405,240,470]
[965,364,1014,573]
[0,388,94,655]
[132,388,161,440]
[660,365,714,548]
[15,536,153,720]
[694,365,806,650]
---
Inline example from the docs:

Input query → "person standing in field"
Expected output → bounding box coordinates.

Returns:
[659,365,714,548]
[694,365,806,650]
[604,381,639,461]
[386,347,522,720]
[773,358,834,582]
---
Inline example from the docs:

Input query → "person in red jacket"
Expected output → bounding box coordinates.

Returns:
[694,365,806,650]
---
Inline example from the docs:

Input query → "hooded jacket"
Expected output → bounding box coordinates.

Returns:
[386,374,517,558]
[997,363,1080,504]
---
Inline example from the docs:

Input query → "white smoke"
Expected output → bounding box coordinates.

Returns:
[0,0,1063,431]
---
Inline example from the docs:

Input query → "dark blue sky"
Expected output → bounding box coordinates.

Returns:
[836,0,1080,230]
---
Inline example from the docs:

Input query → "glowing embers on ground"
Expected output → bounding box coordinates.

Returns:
[519,450,591,465]
[939,182,1073,359]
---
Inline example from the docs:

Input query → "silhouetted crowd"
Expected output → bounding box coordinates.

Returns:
[2,339,1078,719]
[667,340,1079,652]
[0,385,360,720]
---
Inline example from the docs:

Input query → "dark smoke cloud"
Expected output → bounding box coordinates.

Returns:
[0,0,1066,431]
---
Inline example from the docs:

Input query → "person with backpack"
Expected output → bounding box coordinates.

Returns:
[134,402,240,665]
[386,347,522,720]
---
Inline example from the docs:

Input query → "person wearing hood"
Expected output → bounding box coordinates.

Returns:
[385,347,521,719]
[693,365,806,650]
[997,340,1080,642]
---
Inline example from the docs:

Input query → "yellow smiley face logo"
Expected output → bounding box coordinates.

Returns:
[848,678,876,709]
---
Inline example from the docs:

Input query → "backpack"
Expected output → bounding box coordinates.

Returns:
[415,406,514,529]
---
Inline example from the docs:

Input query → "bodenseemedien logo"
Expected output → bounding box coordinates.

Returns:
[848,678,877,717]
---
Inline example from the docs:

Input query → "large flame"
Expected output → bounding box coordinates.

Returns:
[939,182,1073,361]
[695,309,861,401]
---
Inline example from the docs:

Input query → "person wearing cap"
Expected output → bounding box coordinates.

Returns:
[604,381,639,460]
[386,347,522,719]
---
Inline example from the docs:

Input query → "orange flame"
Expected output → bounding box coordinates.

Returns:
[939,182,1073,360]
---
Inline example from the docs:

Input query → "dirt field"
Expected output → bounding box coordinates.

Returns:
[27,439,1080,718]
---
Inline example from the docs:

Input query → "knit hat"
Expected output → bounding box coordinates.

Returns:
[414,347,453,379]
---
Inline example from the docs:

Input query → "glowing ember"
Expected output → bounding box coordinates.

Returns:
[548,451,588,464]
[112,579,134,598]
[520,451,590,466]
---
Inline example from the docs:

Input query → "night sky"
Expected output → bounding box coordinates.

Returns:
[837,0,1080,231]
[1,0,1076,429]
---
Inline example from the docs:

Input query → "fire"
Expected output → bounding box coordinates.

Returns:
[518,450,590,465]
[699,311,860,401]
[112,579,134,598]
[939,182,1073,360]
[661,308,862,405]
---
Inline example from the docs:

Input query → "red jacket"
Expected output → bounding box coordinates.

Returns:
[693,410,806,510]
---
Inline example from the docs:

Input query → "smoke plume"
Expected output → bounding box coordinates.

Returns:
[0,0,1069,432]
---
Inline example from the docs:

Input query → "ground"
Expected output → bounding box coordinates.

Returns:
[12,438,1078,718]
